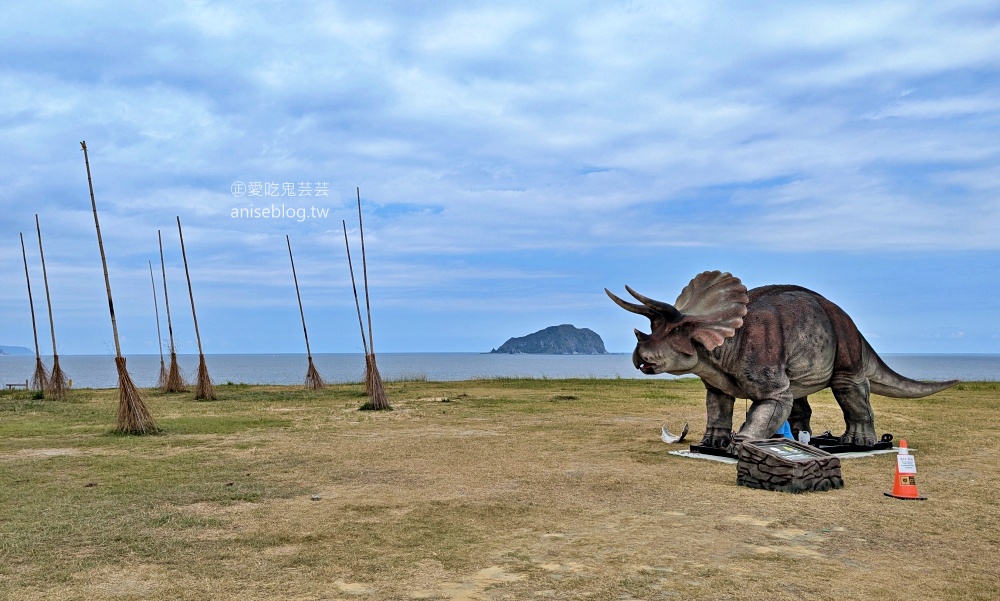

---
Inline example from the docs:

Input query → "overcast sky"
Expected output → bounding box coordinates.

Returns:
[1,1,998,356]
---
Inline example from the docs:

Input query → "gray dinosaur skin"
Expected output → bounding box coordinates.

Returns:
[608,273,957,450]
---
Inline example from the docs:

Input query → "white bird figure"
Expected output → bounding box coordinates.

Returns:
[661,422,689,444]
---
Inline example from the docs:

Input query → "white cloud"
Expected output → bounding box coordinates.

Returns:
[414,7,538,56]
[1,0,998,353]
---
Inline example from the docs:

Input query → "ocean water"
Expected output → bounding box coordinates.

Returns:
[1,352,997,390]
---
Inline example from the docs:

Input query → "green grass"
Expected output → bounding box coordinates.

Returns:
[0,379,997,600]
[155,415,292,435]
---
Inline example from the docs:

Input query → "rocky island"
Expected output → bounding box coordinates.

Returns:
[490,324,608,355]
[0,345,32,356]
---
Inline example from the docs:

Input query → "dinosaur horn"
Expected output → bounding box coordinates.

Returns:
[605,288,658,319]
[625,286,683,322]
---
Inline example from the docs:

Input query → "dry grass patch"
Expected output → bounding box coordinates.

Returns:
[0,379,997,600]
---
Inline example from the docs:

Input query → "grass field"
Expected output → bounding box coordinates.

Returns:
[1,378,998,600]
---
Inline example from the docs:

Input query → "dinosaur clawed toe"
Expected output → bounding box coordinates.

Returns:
[700,427,733,449]
[838,424,877,447]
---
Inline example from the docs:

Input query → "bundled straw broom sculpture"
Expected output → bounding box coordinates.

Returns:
[35,215,68,400]
[19,232,49,394]
[149,260,169,388]
[81,140,158,434]
[159,229,186,392]
[176,216,216,400]
[286,235,324,389]
[343,187,390,411]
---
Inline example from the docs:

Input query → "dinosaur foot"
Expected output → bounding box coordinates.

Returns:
[700,427,733,450]
[839,423,877,447]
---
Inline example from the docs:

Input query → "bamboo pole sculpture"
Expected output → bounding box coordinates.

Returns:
[159,230,186,392]
[353,188,390,410]
[35,215,68,399]
[342,221,368,355]
[176,216,215,400]
[81,140,158,434]
[342,220,371,380]
[287,235,324,389]
[19,232,49,394]
[149,260,168,388]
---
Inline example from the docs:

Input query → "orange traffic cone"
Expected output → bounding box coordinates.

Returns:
[884,439,926,500]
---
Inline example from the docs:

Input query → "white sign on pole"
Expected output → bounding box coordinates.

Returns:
[897,454,917,474]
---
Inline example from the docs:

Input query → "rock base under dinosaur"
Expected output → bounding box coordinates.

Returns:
[736,439,844,493]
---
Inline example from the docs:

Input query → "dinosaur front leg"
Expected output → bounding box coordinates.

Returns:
[732,388,794,448]
[701,386,735,448]
[830,376,877,446]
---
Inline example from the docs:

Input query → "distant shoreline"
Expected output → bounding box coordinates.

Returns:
[2,351,996,357]
[1,352,996,389]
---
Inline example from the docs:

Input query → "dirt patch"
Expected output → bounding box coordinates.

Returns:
[334,580,372,595]
[17,448,81,458]
[72,563,170,599]
[410,566,523,600]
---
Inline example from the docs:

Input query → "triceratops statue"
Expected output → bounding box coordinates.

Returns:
[606,271,956,450]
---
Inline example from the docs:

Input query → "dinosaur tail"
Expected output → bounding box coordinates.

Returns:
[864,338,958,398]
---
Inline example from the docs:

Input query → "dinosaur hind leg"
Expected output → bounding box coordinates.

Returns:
[788,397,812,438]
[830,375,877,447]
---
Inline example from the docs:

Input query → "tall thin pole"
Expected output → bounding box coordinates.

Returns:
[177,216,215,400]
[80,140,157,434]
[159,229,185,392]
[149,261,164,362]
[158,230,177,355]
[287,235,323,389]
[345,202,390,411]
[343,220,369,357]
[286,235,313,359]
[20,232,47,398]
[19,233,42,362]
[176,217,204,357]
[357,187,375,354]
[82,141,122,358]
[36,215,67,398]
[35,216,59,362]
[149,260,167,387]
